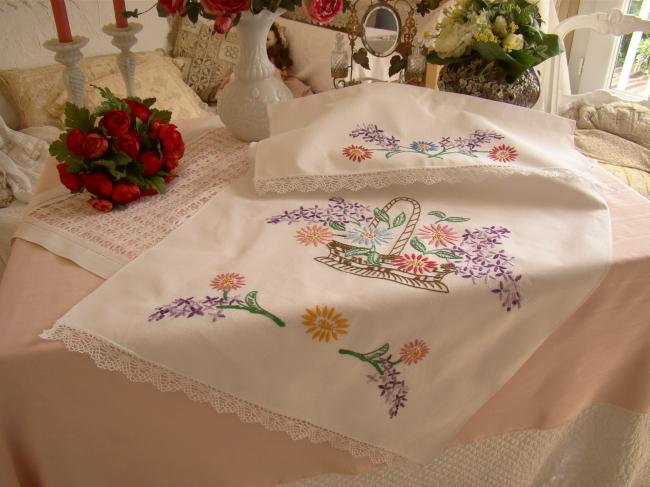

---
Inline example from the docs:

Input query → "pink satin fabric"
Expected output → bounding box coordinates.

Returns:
[1,165,649,486]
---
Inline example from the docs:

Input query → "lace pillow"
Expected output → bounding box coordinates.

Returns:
[51,56,211,124]
[0,51,166,129]
[172,16,240,101]
[253,83,595,194]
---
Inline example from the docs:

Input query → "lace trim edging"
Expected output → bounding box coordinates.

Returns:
[40,321,402,465]
[254,165,607,194]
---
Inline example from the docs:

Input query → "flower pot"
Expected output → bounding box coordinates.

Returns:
[437,59,540,109]
[217,9,293,142]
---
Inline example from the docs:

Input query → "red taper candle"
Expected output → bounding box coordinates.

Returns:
[49,0,73,43]
[113,0,129,28]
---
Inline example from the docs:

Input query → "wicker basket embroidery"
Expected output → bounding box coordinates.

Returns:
[315,197,456,293]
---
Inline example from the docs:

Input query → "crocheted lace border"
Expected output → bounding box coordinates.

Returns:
[40,321,402,465]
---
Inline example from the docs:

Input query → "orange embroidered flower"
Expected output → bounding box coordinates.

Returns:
[342,145,373,162]
[417,224,459,248]
[393,254,438,274]
[400,339,429,365]
[302,305,349,342]
[488,144,517,163]
[294,225,333,247]
[210,272,246,292]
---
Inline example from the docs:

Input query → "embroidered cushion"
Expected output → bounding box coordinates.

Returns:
[0,51,166,129]
[50,56,211,125]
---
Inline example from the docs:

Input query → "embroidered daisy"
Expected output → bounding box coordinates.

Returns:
[488,144,517,163]
[409,141,438,152]
[417,224,459,248]
[302,305,349,342]
[210,272,246,292]
[393,254,438,274]
[344,226,392,246]
[342,145,373,162]
[294,225,332,247]
[400,339,429,365]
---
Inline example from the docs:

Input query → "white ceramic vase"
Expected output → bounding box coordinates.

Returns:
[218,9,294,142]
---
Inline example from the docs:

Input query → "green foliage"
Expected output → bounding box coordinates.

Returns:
[92,85,129,115]
[63,103,95,132]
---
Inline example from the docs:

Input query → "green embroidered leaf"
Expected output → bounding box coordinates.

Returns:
[367,251,382,266]
[149,176,166,194]
[410,236,427,254]
[428,210,446,219]
[345,248,370,257]
[63,103,95,132]
[432,249,462,260]
[392,212,406,228]
[245,291,259,309]
[329,221,346,231]
[366,343,389,359]
[373,208,390,224]
[443,216,470,223]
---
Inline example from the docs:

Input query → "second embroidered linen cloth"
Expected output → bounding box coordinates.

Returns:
[254,84,597,194]
[42,163,611,463]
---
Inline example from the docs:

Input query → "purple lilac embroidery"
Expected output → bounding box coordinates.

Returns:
[451,226,523,311]
[266,197,373,226]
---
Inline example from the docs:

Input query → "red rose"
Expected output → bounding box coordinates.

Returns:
[127,129,143,144]
[159,0,187,15]
[111,182,141,205]
[56,163,83,191]
[213,11,233,34]
[162,155,179,171]
[140,187,159,196]
[124,99,151,123]
[99,110,131,137]
[139,150,163,175]
[81,133,109,159]
[114,134,140,160]
[303,0,342,24]
[159,123,185,160]
[88,198,113,212]
[202,0,250,14]
[83,172,114,199]
[65,128,86,156]
[148,117,165,141]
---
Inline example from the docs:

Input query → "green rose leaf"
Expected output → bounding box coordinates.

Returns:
[113,151,132,167]
[432,249,462,259]
[367,251,382,266]
[410,236,428,254]
[345,248,371,257]
[150,108,172,123]
[428,210,446,219]
[245,291,259,309]
[443,216,470,222]
[49,136,87,171]
[329,221,346,231]
[149,176,166,194]
[392,212,406,228]
[94,159,127,180]
[63,103,95,132]
[374,208,390,224]
[156,2,170,16]
[142,97,156,108]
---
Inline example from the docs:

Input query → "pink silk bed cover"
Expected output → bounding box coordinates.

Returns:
[0,154,649,486]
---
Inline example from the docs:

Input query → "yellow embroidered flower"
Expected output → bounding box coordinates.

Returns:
[302,305,349,342]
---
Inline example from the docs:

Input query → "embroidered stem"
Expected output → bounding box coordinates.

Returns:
[215,304,285,327]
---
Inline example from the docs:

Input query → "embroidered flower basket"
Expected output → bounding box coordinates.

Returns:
[315,197,456,292]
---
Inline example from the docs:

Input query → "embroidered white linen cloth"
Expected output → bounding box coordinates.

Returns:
[254,83,597,194]
[42,161,611,463]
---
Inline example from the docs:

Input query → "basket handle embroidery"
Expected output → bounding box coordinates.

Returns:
[369,197,421,256]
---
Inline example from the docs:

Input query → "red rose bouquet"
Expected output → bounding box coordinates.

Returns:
[50,87,185,212]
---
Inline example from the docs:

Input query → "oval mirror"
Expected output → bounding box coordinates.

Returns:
[361,4,400,57]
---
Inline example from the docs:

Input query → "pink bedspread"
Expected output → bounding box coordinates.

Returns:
[1,160,649,486]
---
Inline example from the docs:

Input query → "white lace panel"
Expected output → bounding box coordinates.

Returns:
[279,404,650,486]
[24,128,248,264]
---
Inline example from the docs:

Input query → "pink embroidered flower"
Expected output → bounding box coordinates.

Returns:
[417,224,459,248]
[295,224,333,247]
[342,145,373,163]
[210,272,246,292]
[393,254,437,274]
[488,144,517,163]
[400,339,429,365]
